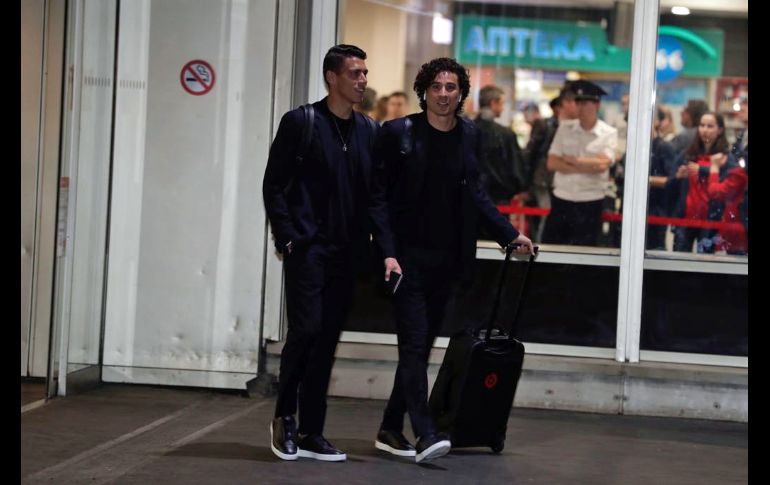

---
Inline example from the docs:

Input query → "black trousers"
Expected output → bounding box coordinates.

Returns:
[274,243,355,435]
[673,226,716,254]
[541,195,604,246]
[381,255,455,439]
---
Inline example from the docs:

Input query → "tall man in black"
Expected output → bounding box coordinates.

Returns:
[372,58,534,463]
[263,44,401,462]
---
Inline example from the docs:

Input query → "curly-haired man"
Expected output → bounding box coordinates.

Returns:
[371,57,533,463]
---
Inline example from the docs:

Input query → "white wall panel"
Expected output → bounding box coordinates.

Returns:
[103,0,277,388]
[103,0,151,370]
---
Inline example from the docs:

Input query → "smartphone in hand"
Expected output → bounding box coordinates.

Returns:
[384,271,403,295]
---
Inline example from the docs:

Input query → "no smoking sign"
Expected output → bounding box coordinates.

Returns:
[180,60,216,96]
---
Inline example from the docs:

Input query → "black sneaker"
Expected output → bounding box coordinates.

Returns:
[415,432,451,463]
[297,434,347,462]
[270,416,298,461]
[375,428,416,457]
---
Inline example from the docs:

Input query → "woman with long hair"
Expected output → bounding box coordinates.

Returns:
[672,111,731,253]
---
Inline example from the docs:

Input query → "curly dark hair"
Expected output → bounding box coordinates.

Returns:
[413,57,470,116]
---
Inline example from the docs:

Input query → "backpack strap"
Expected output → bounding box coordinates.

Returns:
[296,103,315,166]
[285,104,314,196]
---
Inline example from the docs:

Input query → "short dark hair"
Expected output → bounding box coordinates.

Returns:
[413,57,471,115]
[389,91,409,101]
[478,85,504,108]
[549,96,561,110]
[684,99,709,124]
[322,44,367,87]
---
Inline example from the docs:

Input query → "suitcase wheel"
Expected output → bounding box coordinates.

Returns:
[491,441,504,454]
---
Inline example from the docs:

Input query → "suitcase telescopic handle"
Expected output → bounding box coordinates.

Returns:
[483,243,538,343]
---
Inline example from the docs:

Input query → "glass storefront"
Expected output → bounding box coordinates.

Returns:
[339,0,747,364]
[43,0,747,397]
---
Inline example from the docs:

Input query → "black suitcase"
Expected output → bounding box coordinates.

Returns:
[428,244,536,453]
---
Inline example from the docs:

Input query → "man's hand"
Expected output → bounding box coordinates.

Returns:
[509,234,535,255]
[513,192,530,203]
[564,154,611,173]
[384,257,402,281]
[594,153,613,172]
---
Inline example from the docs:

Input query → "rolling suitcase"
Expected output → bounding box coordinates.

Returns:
[428,243,536,453]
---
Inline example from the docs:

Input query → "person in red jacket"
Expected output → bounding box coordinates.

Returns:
[707,152,748,255]
[672,111,730,253]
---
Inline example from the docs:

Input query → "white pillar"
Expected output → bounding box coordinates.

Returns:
[616,0,660,363]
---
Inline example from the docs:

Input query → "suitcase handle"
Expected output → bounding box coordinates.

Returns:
[483,243,537,343]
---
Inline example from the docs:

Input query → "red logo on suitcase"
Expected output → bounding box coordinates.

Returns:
[484,372,498,389]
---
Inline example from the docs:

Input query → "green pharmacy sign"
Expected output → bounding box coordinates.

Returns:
[455,15,723,78]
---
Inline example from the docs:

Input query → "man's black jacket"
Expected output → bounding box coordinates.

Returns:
[473,116,526,202]
[262,98,395,258]
[375,112,519,283]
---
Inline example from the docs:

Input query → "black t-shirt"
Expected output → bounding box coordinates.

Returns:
[320,104,360,245]
[413,120,464,262]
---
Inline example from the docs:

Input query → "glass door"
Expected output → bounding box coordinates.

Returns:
[52,0,118,396]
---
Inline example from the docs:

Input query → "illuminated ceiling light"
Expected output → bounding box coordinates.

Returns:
[432,13,453,45]
[671,6,691,16]
[733,102,742,112]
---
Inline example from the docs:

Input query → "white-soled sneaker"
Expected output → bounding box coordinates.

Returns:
[415,433,451,463]
[269,416,298,461]
[297,434,347,462]
[375,428,416,457]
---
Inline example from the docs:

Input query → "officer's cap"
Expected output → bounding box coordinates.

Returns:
[567,80,608,102]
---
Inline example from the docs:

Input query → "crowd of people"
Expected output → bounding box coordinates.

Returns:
[360,78,749,255]
[461,82,748,254]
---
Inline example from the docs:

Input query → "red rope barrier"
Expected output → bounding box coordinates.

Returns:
[496,204,744,231]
